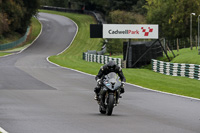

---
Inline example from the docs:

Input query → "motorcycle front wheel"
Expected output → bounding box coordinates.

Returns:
[106,94,114,116]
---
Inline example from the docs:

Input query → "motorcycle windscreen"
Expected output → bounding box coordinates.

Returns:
[107,72,118,79]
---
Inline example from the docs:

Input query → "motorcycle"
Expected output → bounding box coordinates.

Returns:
[97,72,122,116]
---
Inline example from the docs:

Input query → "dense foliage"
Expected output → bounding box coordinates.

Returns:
[144,0,200,40]
[40,0,200,39]
[40,0,146,15]
[0,0,40,38]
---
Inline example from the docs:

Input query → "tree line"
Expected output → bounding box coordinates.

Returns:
[40,0,146,24]
[0,0,40,39]
[40,0,200,53]
[145,0,200,40]
[43,0,200,40]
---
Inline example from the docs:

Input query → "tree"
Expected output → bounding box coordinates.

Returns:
[1,0,25,34]
[106,39,123,55]
[111,0,137,11]
[0,0,9,35]
[109,10,136,24]
[0,13,10,35]
[144,0,200,40]
[171,0,200,38]
[0,0,40,36]
[18,0,40,33]
[108,10,146,24]
[132,0,147,15]
[48,0,67,7]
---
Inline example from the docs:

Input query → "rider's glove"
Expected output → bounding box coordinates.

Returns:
[97,79,101,85]
[121,81,125,87]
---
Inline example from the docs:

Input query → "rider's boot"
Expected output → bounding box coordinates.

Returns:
[94,93,99,100]
[94,86,100,100]
[119,87,125,98]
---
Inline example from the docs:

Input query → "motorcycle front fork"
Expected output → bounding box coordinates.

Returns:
[105,92,120,106]
[98,89,120,107]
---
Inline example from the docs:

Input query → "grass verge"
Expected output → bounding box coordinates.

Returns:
[0,17,41,56]
[23,17,41,46]
[41,10,200,99]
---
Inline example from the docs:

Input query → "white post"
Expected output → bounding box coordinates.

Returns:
[198,15,200,54]
[190,13,196,50]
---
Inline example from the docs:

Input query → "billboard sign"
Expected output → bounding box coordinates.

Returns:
[103,24,159,39]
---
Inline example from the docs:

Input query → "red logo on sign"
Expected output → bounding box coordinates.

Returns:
[141,27,153,36]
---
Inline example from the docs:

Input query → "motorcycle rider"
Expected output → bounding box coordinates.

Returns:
[94,60,126,100]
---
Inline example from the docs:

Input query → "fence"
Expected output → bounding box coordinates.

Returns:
[0,27,30,50]
[160,38,198,52]
[83,52,122,67]
[152,59,200,80]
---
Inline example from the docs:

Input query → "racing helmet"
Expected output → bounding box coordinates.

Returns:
[107,60,116,71]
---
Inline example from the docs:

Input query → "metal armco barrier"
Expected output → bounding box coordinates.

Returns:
[152,59,200,80]
[83,52,122,67]
[0,27,30,50]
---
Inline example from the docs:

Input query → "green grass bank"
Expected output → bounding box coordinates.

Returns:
[45,10,200,99]
[0,17,41,56]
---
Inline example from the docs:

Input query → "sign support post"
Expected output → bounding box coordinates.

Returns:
[125,39,131,64]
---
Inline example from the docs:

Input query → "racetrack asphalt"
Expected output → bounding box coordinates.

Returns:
[0,12,200,133]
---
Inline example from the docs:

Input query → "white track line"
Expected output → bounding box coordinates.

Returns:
[0,127,9,133]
